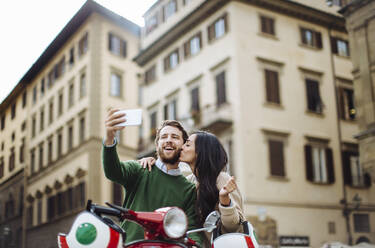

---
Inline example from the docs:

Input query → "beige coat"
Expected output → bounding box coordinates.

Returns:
[186,171,245,245]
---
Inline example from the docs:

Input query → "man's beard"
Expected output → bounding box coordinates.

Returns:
[157,147,181,165]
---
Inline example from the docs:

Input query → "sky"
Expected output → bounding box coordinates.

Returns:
[0,0,158,104]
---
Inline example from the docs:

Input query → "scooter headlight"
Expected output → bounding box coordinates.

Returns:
[163,207,188,239]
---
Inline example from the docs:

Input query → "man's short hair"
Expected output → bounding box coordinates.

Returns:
[155,120,188,145]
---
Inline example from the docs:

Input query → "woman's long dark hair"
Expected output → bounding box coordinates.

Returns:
[193,131,228,224]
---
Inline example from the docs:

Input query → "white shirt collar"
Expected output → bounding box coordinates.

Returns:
[155,159,182,176]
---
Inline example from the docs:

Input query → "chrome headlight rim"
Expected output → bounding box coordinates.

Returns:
[163,207,188,239]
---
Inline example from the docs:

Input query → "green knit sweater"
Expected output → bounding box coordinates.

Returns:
[102,145,203,245]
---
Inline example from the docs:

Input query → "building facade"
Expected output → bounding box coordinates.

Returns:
[135,0,375,246]
[0,1,140,247]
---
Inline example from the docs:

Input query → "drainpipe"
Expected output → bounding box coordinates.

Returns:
[328,27,352,245]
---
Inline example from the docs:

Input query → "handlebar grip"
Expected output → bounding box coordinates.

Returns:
[92,205,122,217]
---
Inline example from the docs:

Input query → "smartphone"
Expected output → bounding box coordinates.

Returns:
[115,109,142,126]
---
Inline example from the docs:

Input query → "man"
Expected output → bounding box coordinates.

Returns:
[102,108,202,245]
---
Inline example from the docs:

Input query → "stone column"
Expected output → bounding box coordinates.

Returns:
[340,0,375,182]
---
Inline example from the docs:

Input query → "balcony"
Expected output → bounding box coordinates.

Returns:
[198,102,233,134]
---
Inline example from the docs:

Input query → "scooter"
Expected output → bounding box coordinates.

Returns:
[58,200,215,248]
[58,200,259,248]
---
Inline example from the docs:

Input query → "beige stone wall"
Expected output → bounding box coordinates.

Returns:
[138,0,374,245]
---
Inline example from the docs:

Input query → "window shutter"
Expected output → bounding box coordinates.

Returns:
[316,31,323,48]
[270,18,275,35]
[301,28,307,44]
[184,41,190,58]
[162,5,166,22]
[326,148,335,184]
[266,70,280,104]
[173,100,177,120]
[341,151,353,186]
[208,24,214,42]
[261,16,266,33]
[364,173,372,188]
[108,33,112,51]
[346,40,350,56]
[164,104,168,120]
[121,40,127,57]
[216,72,226,106]
[223,14,228,33]
[199,32,203,49]
[331,37,338,54]
[164,57,169,72]
[304,145,313,182]
[338,87,346,119]
[306,80,315,111]
[269,140,285,177]
[191,87,200,111]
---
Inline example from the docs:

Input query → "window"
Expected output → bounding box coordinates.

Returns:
[328,221,336,234]
[268,140,285,177]
[164,49,179,72]
[69,47,75,66]
[39,143,44,170]
[67,187,73,211]
[331,0,349,7]
[150,111,157,141]
[184,32,202,58]
[22,91,27,108]
[58,92,63,116]
[339,87,355,120]
[5,194,15,219]
[163,0,177,21]
[110,72,122,97]
[74,182,86,208]
[19,186,24,215]
[79,116,85,143]
[37,199,42,225]
[69,83,74,108]
[40,107,44,131]
[1,115,5,130]
[300,28,322,48]
[80,72,86,98]
[112,182,123,206]
[265,69,280,104]
[304,144,335,184]
[47,195,56,221]
[260,16,275,35]
[78,32,88,57]
[57,131,63,158]
[47,69,55,89]
[216,71,227,107]
[30,149,35,174]
[27,205,33,227]
[183,0,192,5]
[9,147,15,172]
[342,151,371,188]
[145,13,158,35]
[33,86,37,104]
[31,115,36,138]
[68,125,73,151]
[41,79,45,96]
[108,33,127,57]
[305,79,323,113]
[0,157,3,178]
[331,37,350,56]
[21,121,26,131]
[48,137,53,164]
[11,103,16,119]
[164,99,177,120]
[49,100,54,124]
[145,65,156,85]
[57,192,64,215]
[353,214,370,233]
[208,14,228,42]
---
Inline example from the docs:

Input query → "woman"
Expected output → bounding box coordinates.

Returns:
[139,131,244,243]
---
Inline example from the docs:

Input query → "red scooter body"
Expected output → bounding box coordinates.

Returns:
[57,201,197,248]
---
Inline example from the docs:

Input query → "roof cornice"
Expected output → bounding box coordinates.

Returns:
[134,0,346,66]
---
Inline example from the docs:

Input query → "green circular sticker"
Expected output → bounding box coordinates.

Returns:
[76,223,97,245]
